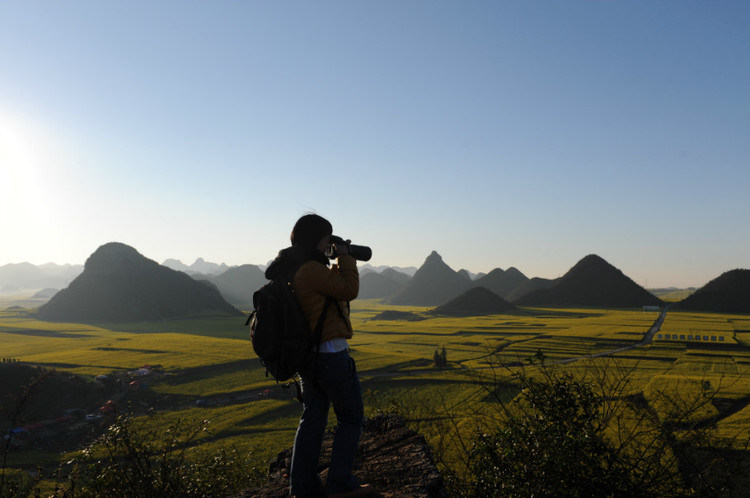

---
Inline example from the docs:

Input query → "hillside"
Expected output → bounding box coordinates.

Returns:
[514,254,662,308]
[37,242,241,322]
[208,264,267,308]
[429,286,515,316]
[386,251,471,306]
[473,267,529,299]
[0,363,115,427]
[506,276,559,302]
[359,268,411,299]
[675,269,750,314]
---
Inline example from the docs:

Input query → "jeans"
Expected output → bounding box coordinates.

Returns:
[290,350,364,496]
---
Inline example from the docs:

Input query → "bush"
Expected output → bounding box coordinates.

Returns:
[52,415,262,498]
[385,351,749,498]
[463,357,749,497]
[470,369,640,497]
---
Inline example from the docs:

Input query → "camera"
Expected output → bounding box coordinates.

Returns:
[327,235,372,262]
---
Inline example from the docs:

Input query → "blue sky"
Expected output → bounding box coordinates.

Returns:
[1,1,748,288]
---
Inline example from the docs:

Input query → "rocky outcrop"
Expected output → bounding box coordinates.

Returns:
[239,415,447,498]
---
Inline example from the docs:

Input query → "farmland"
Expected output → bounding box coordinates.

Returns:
[1,297,750,493]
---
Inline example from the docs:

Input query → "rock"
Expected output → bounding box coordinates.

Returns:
[237,414,447,498]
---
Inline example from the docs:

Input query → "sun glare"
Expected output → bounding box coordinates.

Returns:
[0,110,69,246]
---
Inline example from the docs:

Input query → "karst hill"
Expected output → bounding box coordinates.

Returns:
[359,267,412,299]
[379,251,664,309]
[506,276,559,302]
[37,242,242,322]
[430,286,516,316]
[386,251,472,306]
[383,251,526,306]
[514,254,662,307]
[473,266,529,299]
[675,269,750,314]
[207,264,267,308]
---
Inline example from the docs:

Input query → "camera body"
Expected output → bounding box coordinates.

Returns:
[327,235,372,262]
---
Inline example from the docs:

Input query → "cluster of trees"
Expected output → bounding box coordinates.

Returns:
[433,346,448,368]
[0,359,20,366]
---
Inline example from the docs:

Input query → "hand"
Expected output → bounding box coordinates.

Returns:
[335,239,351,256]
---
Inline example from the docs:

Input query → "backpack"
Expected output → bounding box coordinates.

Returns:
[246,274,332,382]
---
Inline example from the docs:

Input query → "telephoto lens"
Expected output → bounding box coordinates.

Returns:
[329,236,372,262]
[347,244,372,262]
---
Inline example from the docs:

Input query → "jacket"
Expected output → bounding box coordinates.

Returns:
[265,246,359,343]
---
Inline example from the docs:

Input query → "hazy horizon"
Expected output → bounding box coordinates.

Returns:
[1,244,738,290]
[1,1,748,289]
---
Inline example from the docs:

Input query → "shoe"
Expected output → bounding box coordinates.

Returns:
[328,484,375,498]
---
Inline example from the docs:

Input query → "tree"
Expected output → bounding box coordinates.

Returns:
[464,357,748,497]
[434,347,448,369]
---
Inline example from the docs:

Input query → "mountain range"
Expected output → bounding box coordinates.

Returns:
[0,262,83,293]
[4,243,747,317]
[162,258,232,276]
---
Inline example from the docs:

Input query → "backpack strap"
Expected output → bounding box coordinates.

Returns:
[309,296,333,382]
[311,296,333,347]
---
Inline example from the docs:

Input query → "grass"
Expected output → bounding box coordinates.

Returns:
[1,298,749,493]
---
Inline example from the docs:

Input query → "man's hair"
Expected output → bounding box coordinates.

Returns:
[291,214,333,248]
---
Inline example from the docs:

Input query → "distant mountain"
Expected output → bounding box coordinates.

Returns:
[0,262,83,293]
[39,263,84,281]
[506,276,560,302]
[162,258,231,276]
[429,287,515,316]
[359,268,412,300]
[38,242,241,322]
[675,269,750,314]
[457,269,473,281]
[208,264,267,308]
[514,254,661,307]
[474,267,529,299]
[360,263,418,276]
[386,251,471,306]
[32,288,59,299]
[162,258,192,273]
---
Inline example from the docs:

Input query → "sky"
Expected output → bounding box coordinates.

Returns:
[1,1,748,289]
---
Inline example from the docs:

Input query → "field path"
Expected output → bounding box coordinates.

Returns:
[553,305,670,365]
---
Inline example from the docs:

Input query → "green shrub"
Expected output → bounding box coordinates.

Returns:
[470,370,638,497]
[52,415,261,498]
[463,358,749,497]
